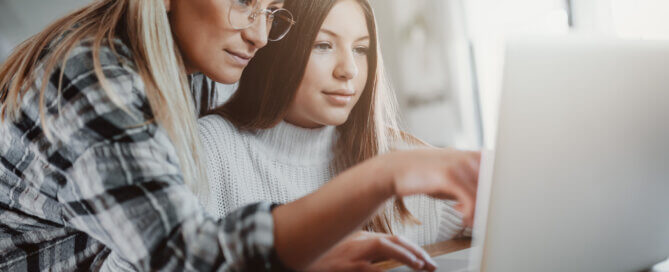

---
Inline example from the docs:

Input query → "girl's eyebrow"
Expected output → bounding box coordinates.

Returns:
[319,28,370,42]
[355,36,370,42]
[263,0,284,7]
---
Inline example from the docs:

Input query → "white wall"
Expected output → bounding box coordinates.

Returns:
[371,0,483,149]
[464,0,669,148]
[0,0,90,61]
[462,0,569,148]
[571,0,669,40]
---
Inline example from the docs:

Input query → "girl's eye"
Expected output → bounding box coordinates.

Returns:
[353,46,370,56]
[314,42,333,51]
[235,0,254,7]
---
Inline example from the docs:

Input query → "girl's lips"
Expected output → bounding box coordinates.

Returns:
[323,91,354,106]
[224,50,251,66]
[323,89,355,96]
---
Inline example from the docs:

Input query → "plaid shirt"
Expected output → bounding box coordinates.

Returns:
[0,40,286,271]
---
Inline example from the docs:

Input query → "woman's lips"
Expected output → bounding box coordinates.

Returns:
[225,50,251,66]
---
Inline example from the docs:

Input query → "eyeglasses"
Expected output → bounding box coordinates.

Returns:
[228,0,296,42]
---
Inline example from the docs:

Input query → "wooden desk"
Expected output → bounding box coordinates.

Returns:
[374,238,669,271]
[375,238,472,270]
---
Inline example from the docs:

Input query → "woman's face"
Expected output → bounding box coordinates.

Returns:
[284,0,370,128]
[168,0,284,84]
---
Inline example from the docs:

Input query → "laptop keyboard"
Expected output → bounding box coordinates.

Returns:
[388,249,471,272]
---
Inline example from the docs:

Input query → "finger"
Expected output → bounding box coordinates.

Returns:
[363,237,426,270]
[465,152,482,226]
[349,230,368,240]
[445,164,477,204]
[466,151,481,189]
[439,179,476,227]
[390,236,438,271]
[453,164,478,198]
[454,202,476,227]
[454,202,464,215]
[365,233,437,271]
[351,231,385,240]
[349,262,384,272]
[468,150,482,165]
[447,151,481,195]
[454,157,478,199]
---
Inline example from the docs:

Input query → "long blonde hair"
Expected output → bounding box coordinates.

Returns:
[0,0,207,197]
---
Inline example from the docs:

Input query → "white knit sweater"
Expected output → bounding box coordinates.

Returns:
[198,114,469,245]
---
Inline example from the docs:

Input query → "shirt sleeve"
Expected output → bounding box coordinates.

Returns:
[47,42,285,271]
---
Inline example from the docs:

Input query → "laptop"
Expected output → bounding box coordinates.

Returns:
[393,37,669,271]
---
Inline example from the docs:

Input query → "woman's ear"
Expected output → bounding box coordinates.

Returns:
[164,0,171,12]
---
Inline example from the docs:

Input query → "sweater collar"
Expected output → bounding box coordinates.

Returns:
[252,121,337,165]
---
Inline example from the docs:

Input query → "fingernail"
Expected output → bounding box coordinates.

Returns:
[415,259,425,268]
[426,257,437,267]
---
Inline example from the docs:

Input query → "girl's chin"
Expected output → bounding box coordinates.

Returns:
[319,114,351,127]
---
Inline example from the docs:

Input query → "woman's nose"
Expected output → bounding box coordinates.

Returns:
[241,14,269,49]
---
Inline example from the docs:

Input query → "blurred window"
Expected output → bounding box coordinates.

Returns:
[611,0,669,40]
[462,0,569,147]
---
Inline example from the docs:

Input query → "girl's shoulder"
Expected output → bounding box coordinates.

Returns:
[391,130,432,150]
[198,114,246,144]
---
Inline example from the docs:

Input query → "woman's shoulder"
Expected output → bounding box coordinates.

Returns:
[54,38,136,80]
[3,37,157,169]
[16,37,151,145]
[50,38,149,124]
[43,38,144,111]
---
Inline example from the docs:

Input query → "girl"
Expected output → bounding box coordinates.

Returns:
[0,0,479,271]
[201,0,470,253]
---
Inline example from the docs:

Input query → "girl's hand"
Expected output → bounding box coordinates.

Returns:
[306,231,437,272]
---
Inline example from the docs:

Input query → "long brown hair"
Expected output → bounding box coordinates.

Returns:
[0,0,208,197]
[210,0,418,233]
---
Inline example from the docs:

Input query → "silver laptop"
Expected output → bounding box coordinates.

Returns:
[468,37,669,272]
[392,37,669,272]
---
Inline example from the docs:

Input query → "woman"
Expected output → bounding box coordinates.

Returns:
[0,0,479,271]
[200,0,471,248]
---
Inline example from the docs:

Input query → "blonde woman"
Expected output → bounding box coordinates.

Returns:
[201,0,470,258]
[0,0,480,271]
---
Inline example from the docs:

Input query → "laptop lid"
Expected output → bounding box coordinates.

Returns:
[470,37,669,272]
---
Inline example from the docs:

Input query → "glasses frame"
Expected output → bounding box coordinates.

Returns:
[227,0,297,42]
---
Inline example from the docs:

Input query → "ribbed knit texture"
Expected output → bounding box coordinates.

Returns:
[198,114,470,245]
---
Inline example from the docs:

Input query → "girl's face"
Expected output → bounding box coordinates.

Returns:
[168,0,284,84]
[284,0,370,128]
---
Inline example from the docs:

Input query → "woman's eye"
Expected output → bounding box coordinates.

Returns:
[353,46,370,56]
[313,42,333,51]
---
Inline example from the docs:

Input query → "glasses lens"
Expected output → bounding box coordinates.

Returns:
[268,9,294,41]
[229,0,255,29]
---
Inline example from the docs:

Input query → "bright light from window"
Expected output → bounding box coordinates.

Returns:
[463,0,568,147]
[611,0,669,40]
